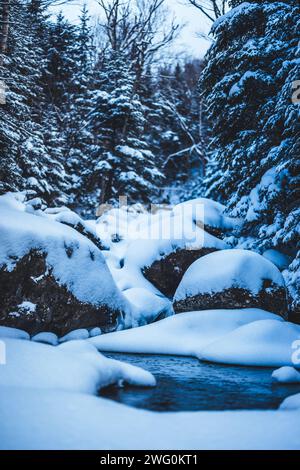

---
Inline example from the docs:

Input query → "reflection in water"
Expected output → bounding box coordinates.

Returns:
[100,353,300,412]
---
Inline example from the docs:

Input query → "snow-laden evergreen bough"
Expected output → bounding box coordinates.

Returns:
[201,1,300,320]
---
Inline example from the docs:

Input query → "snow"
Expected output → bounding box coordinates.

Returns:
[272,367,300,384]
[0,387,299,450]
[89,327,102,337]
[18,301,36,313]
[0,326,30,341]
[123,288,174,327]
[31,332,59,346]
[263,249,290,271]
[0,339,156,394]
[212,2,252,32]
[280,393,300,411]
[124,212,227,272]
[199,320,300,367]
[90,308,282,356]
[0,193,130,314]
[174,249,285,302]
[172,197,242,232]
[59,328,90,343]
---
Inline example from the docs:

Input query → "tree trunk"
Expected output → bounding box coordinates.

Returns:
[0,0,10,56]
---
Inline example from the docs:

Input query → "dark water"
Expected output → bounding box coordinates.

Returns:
[100,353,300,411]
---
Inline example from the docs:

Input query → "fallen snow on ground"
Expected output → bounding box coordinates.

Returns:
[280,393,300,411]
[0,339,156,394]
[0,326,30,340]
[272,366,300,383]
[32,332,59,346]
[123,288,173,327]
[89,308,282,356]
[174,249,284,302]
[199,320,300,367]
[0,387,299,450]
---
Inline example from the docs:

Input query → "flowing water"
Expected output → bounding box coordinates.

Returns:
[101,353,300,411]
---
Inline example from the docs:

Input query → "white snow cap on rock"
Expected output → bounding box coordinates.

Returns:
[124,212,227,272]
[172,197,242,232]
[174,249,285,301]
[272,367,300,384]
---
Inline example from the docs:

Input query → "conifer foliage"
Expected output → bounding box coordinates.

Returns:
[201,1,300,316]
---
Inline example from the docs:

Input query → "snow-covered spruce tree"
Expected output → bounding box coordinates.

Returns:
[0,0,65,199]
[62,5,96,213]
[201,1,300,319]
[89,51,164,207]
[41,11,82,204]
[155,61,206,202]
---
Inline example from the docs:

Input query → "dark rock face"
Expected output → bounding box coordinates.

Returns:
[143,248,217,298]
[173,284,288,319]
[0,250,123,336]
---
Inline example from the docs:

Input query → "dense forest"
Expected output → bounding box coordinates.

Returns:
[0,0,299,316]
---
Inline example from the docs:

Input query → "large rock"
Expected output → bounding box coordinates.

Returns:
[174,249,288,318]
[125,212,228,297]
[0,194,131,336]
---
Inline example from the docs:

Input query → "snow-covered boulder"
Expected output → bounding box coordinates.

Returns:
[173,197,242,238]
[123,288,173,327]
[125,212,227,297]
[0,194,131,336]
[46,209,107,251]
[174,249,287,317]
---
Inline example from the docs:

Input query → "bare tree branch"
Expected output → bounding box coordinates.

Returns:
[185,0,228,22]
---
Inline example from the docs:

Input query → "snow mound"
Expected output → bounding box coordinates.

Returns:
[0,339,156,394]
[272,367,300,384]
[263,249,290,271]
[59,329,90,343]
[0,326,30,341]
[174,249,285,301]
[123,288,173,327]
[124,212,227,272]
[90,308,282,356]
[31,332,58,346]
[199,320,300,367]
[280,393,300,411]
[173,197,242,234]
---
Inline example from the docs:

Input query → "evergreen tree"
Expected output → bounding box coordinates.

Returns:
[0,0,64,201]
[89,51,163,207]
[201,1,300,318]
